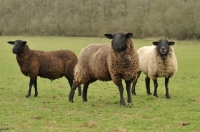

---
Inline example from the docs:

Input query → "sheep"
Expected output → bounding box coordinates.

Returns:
[7,40,81,97]
[131,39,177,98]
[68,31,139,107]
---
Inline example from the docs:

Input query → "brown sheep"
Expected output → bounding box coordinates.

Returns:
[7,40,81,97]
[69,31,139,107]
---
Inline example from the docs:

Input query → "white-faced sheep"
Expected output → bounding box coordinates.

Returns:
[7,40,81,97]
[68,31,139,107]
[132,39,177,98]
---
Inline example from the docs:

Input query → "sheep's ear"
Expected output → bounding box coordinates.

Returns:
[169,41,175,46]
[23,41,27,45]
[126,33,133,38]
[7,41,15,45]
[104,34,113,39]
[153,41,158,45]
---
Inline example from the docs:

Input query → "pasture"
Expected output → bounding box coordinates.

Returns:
[0,36,200,131]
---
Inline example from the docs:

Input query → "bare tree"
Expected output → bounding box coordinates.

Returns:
[0,0,199,40]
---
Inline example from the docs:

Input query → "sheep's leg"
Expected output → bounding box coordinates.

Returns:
[69,84,77,102]
[132,71,141,95]
[65,76,81,96]
[118,84,125,107]
[82,82,90,102]
[145,76,152,95]
[131,79,137,95]
[26,78,34,97]
[66,77,82,96]
[125,81,132,104]
[33,78,38,97]
[153,79,158,97]
[77,86,82,96]
[165,78,170,99]
[67,78,73,88]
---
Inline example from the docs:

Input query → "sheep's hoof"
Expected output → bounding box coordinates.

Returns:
[83,98,88,102]
[69,99,74,102]
[132,93,136,96]
[120,101,126,107]
[34,93,38,97]
[153,94,158,97]
[78,93,82,96]
[25,95,30,98]
[127,102,133,107]
[120,104,125,108]
[166,95,171,99]
[147,92,152,95]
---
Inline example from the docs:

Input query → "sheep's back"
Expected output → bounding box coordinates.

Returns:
[36,50,77,79]
[74,44,112,83]
[137,46,154,75]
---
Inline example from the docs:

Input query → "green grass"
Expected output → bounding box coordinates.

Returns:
[0,36,200,132]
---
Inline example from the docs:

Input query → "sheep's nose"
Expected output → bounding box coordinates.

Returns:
[160,47,167,54]
[12,49,17,54]
[161,47,166,51]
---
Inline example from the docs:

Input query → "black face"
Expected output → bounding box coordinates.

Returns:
[153,39,175,55]
[7,40,27,54]
[105,32,133,52]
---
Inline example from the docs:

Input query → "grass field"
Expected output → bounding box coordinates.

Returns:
[0,36,200,132]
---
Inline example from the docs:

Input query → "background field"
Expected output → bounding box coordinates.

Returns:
[0,36,200,132]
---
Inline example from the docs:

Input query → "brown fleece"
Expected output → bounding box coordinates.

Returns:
[16,45,78,81]
[73,38,139,86]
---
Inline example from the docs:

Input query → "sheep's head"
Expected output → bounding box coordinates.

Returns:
[7,40,27,54]
[153,39,175,56]
[105,32,133,52]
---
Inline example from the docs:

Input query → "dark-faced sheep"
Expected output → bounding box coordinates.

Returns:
[68,31,139,107]
[132,39,177,98]
[7,40,81,97]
